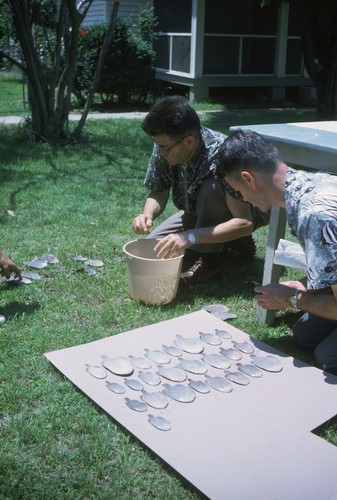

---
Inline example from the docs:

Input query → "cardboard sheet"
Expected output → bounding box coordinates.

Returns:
[45,311,337,499]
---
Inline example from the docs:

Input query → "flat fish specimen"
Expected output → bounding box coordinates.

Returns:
[199,332,222,346]
[178,359,208,375]
[84,266,96,276]
[128,355,152,370]
[225,371,250,386]
[138,371,161,386]
[23,258,48,269]
[202,304,237,321]
[238,363,263,378]
[144,349,171,364]
[205,375,233,393]
[125,398,147,412]
[233,341,255,354]
[174,335,204,354]
[157,366,187,383]
[220,347,242,361]
[188,379,211,394]
[71,255,89,262]
[124,378,144,391]
[251,354,283,373]
[162,345,183,357]
[215,328,232,339]
[101,355,134,376]
[84,259,104,267]
[22,271,41,280]
[85,364,107,379]
[148,414,171,431]
[162,383,196,403]
[141,391,169,409]
[6,276,32,285]
[40,253,59,264]
[106,381,125,394]
[202,353,231,370]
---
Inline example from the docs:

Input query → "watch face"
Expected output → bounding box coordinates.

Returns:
[188,231,196,245]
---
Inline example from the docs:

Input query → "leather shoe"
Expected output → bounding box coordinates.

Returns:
[180,257,222,285]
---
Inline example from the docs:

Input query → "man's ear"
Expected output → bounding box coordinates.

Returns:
[241,170,256,188]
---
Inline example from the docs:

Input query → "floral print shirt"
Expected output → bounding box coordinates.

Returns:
[285,167,337,290]
[144,127,227,214]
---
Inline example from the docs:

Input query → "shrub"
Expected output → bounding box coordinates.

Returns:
[74,8,156,107]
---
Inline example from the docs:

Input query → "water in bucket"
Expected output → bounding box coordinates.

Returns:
[123,239,184,305]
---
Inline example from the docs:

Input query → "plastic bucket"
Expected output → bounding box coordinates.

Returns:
[123,239,184,305]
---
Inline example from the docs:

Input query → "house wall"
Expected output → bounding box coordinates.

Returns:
[83,0,152,26]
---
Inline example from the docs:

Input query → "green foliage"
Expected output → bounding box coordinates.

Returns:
[74,12,156,106]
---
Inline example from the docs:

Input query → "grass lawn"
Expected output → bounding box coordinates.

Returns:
[1,107,336,499]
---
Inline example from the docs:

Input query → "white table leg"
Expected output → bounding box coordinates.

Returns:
[256,206,287,325]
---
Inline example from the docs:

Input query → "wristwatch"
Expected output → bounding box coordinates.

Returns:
[187,230,196,246]
[290,290,302,311]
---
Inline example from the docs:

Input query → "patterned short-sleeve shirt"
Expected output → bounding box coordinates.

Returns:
[285,167,337,289]
[144,127,227,213]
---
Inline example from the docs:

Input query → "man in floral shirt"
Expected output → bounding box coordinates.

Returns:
[216,128,337,374]
[132,96,269,284]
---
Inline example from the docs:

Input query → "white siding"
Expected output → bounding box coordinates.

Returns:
[83,0,152,26]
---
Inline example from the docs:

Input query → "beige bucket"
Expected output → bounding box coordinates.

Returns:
[123,239,184,305]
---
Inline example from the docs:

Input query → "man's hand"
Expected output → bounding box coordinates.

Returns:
[254,282,306,311]
[132,214,153,234]
[0,251,22,279]
[154,233,188,259]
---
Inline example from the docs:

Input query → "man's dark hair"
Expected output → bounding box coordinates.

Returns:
[216,129,280,178]
[141,95,201,139]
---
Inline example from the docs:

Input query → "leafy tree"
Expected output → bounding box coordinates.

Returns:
[0,0,120,142]
[261,0,337,118]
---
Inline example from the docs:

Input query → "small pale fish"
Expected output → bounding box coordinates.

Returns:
[174,335,204,354]
[251,354,283,373]
[125,398,147,412]
[22,271,41,280]
[162,345,183,357]
[23,258,48,269]
[148,414,171,431]
[84,259,104,267]
[141,391,169,409]
[124,378,144,391]
[220,347,242,361]
[101,355,134,376]
[71,255,89,262]
[188,379,211,394]
[162,383,196,403]
[215,328,232,339]
[40,253,59,264]
[85,364,107,379]
[225,371,250,386]
[205,375,233,393]
[233,341,255,354]
[178,359,208,375]
[202,353,231,370]
[157,366,187,383]
[199,332,222,346]
[106,381,125,394]
[84,266,96,276]
[144,349,171,364]
[138,371,161,386]
[129,355,152,370]
[202,303,237,320]
[6,276,32,285]
[238,363,263,378]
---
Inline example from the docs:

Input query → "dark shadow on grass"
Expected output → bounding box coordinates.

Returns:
[0,300,40,319]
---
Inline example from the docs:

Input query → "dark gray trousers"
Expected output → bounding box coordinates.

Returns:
[148,178,269,254]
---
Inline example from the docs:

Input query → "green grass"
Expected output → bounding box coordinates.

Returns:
[1,108,336,499]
